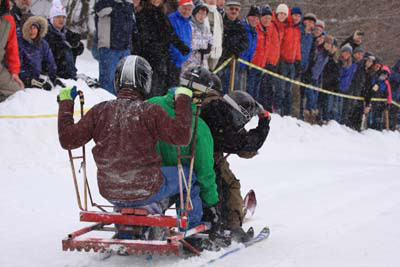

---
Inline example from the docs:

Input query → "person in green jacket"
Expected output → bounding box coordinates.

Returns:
[147,67,225,245]
[148,87,218,207]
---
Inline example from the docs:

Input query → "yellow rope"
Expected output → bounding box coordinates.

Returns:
[236,58,400,108]
[0,109,89,119]
[1,57,399,119]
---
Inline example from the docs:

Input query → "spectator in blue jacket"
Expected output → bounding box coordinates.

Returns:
[238,5,259,92]
[18,16,57,90]
[303,35,333,124]
[94,0,134,95]
[297,12,316,119]
[168,0,193,87]
[333,44,358,123]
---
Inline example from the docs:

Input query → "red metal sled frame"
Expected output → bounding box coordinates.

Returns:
[62,210,209,256]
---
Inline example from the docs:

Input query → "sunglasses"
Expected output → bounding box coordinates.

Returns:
[229,7,240,12]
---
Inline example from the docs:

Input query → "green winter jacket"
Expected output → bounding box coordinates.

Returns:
[147,89,218,206]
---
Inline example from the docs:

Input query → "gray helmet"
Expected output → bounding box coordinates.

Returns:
[223,91,263,130]
[180,67,219,93]
[114,55,153,98]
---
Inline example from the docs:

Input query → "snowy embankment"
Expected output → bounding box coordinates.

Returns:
[1,50,400,267]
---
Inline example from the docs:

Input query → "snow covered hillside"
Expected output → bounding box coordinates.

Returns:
[1,50,400,267]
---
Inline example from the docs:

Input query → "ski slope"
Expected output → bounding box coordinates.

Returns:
[1,50,400,267]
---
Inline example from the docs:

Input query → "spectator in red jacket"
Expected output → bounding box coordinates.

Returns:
[248,4,280,112]
[0,0,24,101]
[275,6,302,116]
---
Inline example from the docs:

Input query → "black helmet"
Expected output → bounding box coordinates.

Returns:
[180,67,217,93]
[114,55,153,98]
[223,91,264,130]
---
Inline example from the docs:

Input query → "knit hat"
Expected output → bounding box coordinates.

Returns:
[276,3,288,16]
[303,13,317,23]
[247,5,260,17]
[353,46,364,54]
[50,0,67,19]
[316,19,325,29]
[226,0,241,7]
[291,7,302,16]
[341,44,353,54]
[260,5,272,17]
[178,0,194,7]
[192,1,208,16]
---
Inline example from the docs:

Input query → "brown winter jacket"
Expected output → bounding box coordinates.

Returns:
[58,89,192,203]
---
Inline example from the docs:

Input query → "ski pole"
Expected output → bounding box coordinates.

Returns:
[78,91,89,210]
[185,103,201,211]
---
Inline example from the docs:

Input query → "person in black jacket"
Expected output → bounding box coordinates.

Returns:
[134,0,190,97]
[45,0,84,80]
[320,41,340,122]
[217,0,249,94]
[344,56,373,131]
[201,90,270,243]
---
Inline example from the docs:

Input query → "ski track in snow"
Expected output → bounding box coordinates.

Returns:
[1,50,400,267]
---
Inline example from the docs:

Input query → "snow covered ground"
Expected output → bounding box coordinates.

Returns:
[1,50,400,267]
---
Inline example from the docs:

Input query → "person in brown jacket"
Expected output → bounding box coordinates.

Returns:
[57,55,203,229]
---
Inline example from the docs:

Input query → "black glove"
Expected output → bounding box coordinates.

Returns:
[31,78,52,91]
[198,43,212,56]
[51,76,66,88]
[175,41,190,56]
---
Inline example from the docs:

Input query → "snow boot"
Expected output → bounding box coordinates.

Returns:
[230,227,252,243]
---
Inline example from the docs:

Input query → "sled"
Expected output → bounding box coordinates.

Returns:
[61,91,210,257]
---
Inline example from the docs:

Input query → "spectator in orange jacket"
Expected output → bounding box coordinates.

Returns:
[248,4,280,112]
[0,0,24,102]
[275,6,302,116]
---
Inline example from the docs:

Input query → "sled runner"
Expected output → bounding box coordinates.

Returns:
[61,91,210,257]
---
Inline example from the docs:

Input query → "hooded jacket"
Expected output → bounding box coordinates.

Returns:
[18,16,57,83]
[58,89,193,203]
[252,21,281,68]
[147,90,218,206]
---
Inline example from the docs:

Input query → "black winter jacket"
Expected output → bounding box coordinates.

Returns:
[134,5,187,66]
[45,21,84,79]
[218,15,249,66]
[200,98,269,154]
[322,55,341,92]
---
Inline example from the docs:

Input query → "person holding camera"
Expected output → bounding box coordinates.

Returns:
[340,30,364,51]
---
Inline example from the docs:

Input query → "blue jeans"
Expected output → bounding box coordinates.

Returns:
[112,166,202,229]
[276,62,296,116]
[332,96,344,122]
[98,48,130,95]
[247,68,263,101]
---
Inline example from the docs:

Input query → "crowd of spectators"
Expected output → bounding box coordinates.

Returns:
[1,0,399,131]
[0,0,83,96]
